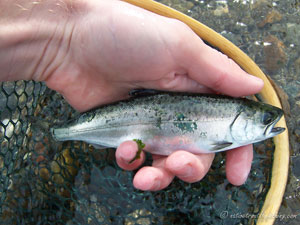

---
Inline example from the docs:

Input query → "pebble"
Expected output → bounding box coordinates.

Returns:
[286,23,300,45]
[251,0,270,9]
[213,4,229,16]
[257,10,282,28]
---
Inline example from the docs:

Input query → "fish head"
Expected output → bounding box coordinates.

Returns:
[230,101,285,144]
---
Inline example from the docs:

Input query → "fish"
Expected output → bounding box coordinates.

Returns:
[50,92,285,155]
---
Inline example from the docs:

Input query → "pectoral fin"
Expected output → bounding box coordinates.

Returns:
[211,141,233,151]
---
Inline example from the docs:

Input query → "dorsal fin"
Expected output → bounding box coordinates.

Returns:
[129,89,163,97]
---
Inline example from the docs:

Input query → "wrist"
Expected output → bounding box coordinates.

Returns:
[0,0,86,82]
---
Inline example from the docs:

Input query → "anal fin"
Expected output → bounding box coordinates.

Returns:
[90,144,109,149]
[211,141,233,151]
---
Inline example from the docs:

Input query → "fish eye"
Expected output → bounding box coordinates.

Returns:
[262,112,274,125]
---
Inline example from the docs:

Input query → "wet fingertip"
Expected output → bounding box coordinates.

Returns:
[226,146,253,186]
[116,142,145,171]
[227,170,250,186]
[246,73,264,89]
[133,167,161,191]
[116,141,138,162]
[165,151,194,170]
[165,151,197,177]
[166,151,213,183]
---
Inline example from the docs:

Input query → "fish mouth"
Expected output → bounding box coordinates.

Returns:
[269,126,285,136]
[264,119,285,137]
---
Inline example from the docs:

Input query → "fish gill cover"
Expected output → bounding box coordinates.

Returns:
[0,81,274,224]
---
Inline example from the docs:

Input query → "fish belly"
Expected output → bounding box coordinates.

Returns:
[52,120,233,155]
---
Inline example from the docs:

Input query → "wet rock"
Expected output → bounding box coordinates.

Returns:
[269,23,286,33]
[263,35,287,73]
[286,23,300,45]
[160,0,194,14]
[257,10,283,28]
[213,4,229,17]
[185,1,194,11]
[251,0,271,9]
[221,31,239,45]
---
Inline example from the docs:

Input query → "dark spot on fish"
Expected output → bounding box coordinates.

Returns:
[173,113,198,133]
[156,117,162,129]
[176,113,185,121]
[174,121,198,133]
[199,131,207,138]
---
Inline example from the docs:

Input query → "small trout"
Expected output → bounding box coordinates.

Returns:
[51,93,285,155]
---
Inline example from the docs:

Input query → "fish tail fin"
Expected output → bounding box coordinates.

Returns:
[27,115,50,133]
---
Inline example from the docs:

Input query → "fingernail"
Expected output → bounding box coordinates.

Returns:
[119,151,134,163]
[151,180,161,190]
[246,74,264,87]
[180,165,194,178]
[172,164,194,178]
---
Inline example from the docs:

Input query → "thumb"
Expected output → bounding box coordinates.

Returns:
[175,28,264,97]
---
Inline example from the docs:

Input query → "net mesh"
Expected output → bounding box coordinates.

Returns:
[0,81,274,224]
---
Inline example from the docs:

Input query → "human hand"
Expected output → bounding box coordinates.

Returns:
[1,0,263,190]
[45,0,263,190]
